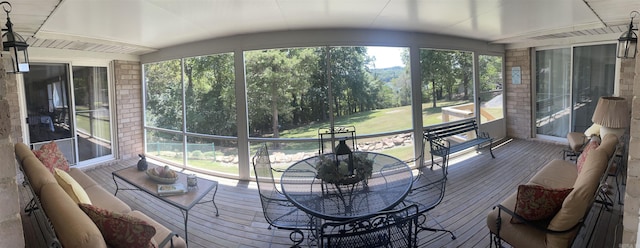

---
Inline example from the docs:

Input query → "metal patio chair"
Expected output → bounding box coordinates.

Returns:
[319,204,419,248]
[252,144,313,247]
[401,133,456,243]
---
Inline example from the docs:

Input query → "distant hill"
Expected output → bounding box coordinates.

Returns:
[371,66,405,83]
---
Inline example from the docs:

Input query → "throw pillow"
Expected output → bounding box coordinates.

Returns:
[79,203,156,248]
[511,185,573,224]
[576,140,599,173]
[32,141,70,174]
[53,168,92,204]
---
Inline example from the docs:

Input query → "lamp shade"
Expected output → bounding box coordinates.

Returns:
[591,96,630,128]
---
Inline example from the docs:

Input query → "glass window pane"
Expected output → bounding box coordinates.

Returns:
[184,54,236,136]
[535,48,571,137]
[144,59,183,130]
[419,49,475,126]
[479,55,504,123]
[187,136,238,175]
[571,44,616,133]
[73,66,112,162]
[145,129,183,164]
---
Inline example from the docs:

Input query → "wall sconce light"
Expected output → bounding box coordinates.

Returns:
[617,11,639,59]
[0,1,28,73]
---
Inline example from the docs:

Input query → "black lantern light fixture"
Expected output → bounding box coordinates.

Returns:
[0,1,28,73]
[335,138,354,176]
[617,11,639,59]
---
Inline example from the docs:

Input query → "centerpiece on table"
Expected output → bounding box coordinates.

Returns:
[316,139,373,185]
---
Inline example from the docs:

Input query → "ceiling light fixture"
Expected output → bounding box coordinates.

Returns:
[617,11,639,59]
[0,1,28,73]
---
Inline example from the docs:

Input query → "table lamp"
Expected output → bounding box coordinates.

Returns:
[591,96,629,138]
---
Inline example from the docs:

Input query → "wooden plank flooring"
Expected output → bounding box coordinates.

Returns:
[19,138,623,247]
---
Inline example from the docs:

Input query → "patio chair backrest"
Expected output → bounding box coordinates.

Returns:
[320,204,419,248]
[405,134,448,214]
[252,144,279,200]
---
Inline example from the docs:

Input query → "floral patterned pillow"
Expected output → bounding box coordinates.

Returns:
[511,185,573,224]
[32,141,69,173]
[78,203,156,248]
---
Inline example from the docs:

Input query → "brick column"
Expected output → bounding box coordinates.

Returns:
[114,60,144,160]
[0,65,24,246]
[505,48,533,139]
[623,55,640,246]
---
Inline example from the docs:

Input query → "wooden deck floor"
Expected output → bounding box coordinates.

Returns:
[20,138,623,247]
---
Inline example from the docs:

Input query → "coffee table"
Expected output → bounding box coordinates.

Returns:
[112,165,219,247]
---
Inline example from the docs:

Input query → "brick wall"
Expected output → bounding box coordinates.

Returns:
[114,60,144,160]
[505,48,533,139]
[0,63,24,246]
[623,55,639,246]
[6,73,22,143]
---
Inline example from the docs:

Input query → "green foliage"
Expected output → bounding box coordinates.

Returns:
[143,46,502,141]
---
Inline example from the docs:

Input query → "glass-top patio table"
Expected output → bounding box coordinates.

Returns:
[112,165,219,247]
[280,151,413,221]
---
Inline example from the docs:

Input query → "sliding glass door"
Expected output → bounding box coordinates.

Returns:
[73,66,112,163]
[23,63,113,166]
[535,44,616,138]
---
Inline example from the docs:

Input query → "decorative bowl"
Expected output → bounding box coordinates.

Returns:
[146,168,178,184]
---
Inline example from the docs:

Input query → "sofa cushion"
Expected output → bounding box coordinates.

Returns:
[547,148,609,246]
[32,141,69,173]
[128,211,187,248]
[15,142,35,163]
[486,191,547,248]
[596,133,618,158]
[511,185,572,224]
[84,185,132,213]
[79,203,156,248]
[566,132,587,152]
[40,183,107,248]
[68,168,99,189]
[527,159,577,189]
[54,168,92,204]
[21,156,58,196]
[576,140,598,173]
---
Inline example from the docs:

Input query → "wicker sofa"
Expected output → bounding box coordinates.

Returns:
[486,134,618,248]
[16,142,186,248]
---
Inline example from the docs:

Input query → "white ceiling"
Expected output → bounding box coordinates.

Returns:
[7,0,640,55]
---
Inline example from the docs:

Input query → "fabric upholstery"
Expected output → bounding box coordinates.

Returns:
[527,159,577,189]
[84,185,132,214]
[128,211,187,248]
[79,204,156,248]
[596,134,618,158]
[486,191,548,248]
[32,141,70,173]
[547,149,609,247]
[15,142,35,163]
[576,141,599,173]
[54,168,92,204]
[39,183,107,248]
[511,185,572,224]
[566,132,587,152]
[16,142,186,248]
[68,167,99,189]
[21,156,57,196]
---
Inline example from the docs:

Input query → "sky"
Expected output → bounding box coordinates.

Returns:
[366,46,406,69]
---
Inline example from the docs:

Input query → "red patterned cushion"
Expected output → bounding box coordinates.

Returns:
[32,141,69,173]
[577,140,599,173]
[79,203,156,248]
[511,185,573,224]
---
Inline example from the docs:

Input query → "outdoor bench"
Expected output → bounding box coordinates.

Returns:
[423,118,494,170]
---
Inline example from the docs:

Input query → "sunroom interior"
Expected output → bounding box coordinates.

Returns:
[3,0,640,247]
